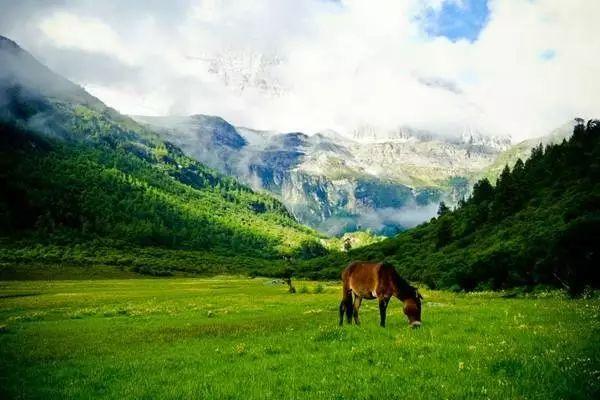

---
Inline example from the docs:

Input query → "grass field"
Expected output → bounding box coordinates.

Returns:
[0,276,599,399]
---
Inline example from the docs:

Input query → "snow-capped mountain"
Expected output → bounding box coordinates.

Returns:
[190,50,286,96]
[351,124,511,151]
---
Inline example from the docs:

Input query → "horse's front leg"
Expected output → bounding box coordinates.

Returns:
[378,296,390,327]
[352,295,362,325]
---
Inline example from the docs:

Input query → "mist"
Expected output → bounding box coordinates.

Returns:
[316,202,439,237]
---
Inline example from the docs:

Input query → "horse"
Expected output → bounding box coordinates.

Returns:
[339,261,423,328]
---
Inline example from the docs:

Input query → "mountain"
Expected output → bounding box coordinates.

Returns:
[0,35,323,275]
[299,120,600,293]
[192,49,286,96]
[350,124,512,151]
[135,114,565,236]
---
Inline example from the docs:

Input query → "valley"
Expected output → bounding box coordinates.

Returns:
[135,115,574,235]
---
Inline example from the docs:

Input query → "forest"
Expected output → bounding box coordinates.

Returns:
[0,87,325,274]
[299,120,599,294]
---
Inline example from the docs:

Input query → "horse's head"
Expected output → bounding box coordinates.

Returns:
[403,287,423,328]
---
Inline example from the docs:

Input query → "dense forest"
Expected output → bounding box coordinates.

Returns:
[0,119,320,255]
[300,120,599,294]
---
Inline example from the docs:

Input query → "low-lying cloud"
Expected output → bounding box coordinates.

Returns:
[356,203,439,233]
[317,202,439,236]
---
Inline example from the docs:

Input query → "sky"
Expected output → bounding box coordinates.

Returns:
[0,0,598,141]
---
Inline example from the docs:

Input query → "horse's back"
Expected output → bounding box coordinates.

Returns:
[342,261,385,299]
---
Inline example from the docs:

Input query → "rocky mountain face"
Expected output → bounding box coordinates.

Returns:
[136,114,562,236]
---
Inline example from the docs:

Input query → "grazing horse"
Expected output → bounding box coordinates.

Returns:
[339,261,423,328]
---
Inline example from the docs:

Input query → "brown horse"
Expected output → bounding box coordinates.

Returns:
[339,261,422,328]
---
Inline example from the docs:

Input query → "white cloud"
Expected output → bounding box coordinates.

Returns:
[38,11,135,65]
[5,0,600,141]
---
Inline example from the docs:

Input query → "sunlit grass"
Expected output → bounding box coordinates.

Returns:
[0,276,598,399]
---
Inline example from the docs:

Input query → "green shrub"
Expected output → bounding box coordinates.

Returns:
[313,283,325,294]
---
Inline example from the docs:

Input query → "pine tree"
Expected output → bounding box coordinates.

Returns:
[437,201,450,217]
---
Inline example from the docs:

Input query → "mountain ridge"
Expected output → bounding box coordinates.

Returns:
[135,113,573,235]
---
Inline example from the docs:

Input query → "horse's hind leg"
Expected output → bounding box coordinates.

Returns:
[353,295,362,325]
[340,289,353,325]
[345,293,353,323]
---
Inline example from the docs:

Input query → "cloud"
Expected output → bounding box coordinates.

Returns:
[357,203,440,232]
[38,11,135,65]
[316,202,439,235]
[417,75,463,94]
[1,0,599,141]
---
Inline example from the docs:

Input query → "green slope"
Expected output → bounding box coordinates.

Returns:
[299,121,600,294]
[0,36,323,274]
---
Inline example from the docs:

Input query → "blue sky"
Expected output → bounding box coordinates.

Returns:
[422,0,490,42]
[539,48,556,61]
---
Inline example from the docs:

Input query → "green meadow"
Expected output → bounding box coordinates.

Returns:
[0,276,598,399]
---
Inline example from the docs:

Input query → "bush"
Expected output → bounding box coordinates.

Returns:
[313,283,325,294]
[132,265,174,277]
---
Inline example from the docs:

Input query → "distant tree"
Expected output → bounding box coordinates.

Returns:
[437,201,450,217]
[471,178,494,204]
[496,165,512,188]
[281,265,296,293]
[529,143,544,162]
[343,237,352,252]
[490,165,516,219]
[296,240,327,259]
[512,159,524,177]
[436,218,452,249]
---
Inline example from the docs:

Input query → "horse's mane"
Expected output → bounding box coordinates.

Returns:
[382,261,421,302]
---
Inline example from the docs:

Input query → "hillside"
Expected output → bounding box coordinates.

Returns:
[298,121,599,294]
[0,36,323,275]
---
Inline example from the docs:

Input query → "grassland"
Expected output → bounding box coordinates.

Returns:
[0,276,598,399]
